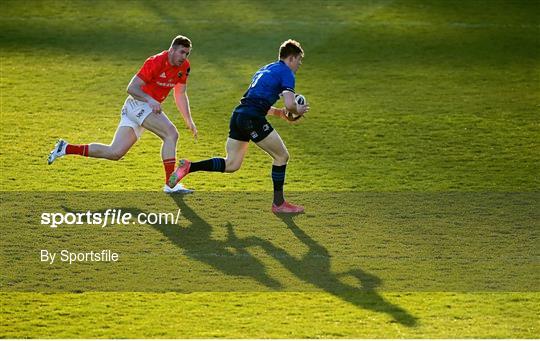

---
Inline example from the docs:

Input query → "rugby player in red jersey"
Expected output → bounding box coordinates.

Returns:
[47,35,197,193]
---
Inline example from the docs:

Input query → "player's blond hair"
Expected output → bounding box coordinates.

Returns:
[279,39,304,59]
[171,35,192,49]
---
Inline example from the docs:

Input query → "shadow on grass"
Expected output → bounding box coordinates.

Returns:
[61,194,417,327]
[168,195,418,327]
[62,201,282,290]
[161,195,283,290]
[246,213,418,327]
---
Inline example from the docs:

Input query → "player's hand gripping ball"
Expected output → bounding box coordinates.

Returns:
[286,94,307,121]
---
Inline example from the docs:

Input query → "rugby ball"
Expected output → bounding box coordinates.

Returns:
[295,93,306,106]
[286,93,307,121]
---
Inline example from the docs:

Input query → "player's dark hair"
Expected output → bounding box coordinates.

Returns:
[279,39,304,59]
[171,35,192,49]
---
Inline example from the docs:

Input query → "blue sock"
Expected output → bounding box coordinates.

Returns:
[190,157,225,173]
[272,164,286,205]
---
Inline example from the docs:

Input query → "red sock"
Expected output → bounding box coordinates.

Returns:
[163,158,176,185]
[66,144,89,157]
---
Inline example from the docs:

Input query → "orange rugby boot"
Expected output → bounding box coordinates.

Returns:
[168,159,191,188]
[272,201,305,214]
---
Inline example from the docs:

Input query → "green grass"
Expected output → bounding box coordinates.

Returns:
[1,0,538,191]
[1,0,539,338]
[2,292,538,338]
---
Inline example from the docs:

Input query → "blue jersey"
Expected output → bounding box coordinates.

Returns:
[235,60,295,116]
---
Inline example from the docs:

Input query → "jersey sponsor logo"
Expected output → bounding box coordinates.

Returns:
[160,72,166,78]
[156,81,176,87]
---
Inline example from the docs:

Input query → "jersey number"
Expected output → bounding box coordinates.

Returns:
[249,72,264,89]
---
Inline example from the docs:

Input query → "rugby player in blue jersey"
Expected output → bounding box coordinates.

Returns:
[169,39,309,213]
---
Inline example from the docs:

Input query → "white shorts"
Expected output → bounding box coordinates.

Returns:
[119,96,153,138]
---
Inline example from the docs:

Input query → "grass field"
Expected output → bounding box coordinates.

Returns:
[1,0,539,338]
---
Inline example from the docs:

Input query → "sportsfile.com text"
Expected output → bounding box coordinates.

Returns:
[40,209,182,228]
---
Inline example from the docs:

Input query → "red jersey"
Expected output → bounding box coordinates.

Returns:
[136,50,190,103]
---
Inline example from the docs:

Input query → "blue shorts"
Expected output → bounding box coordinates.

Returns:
[228,111,274,142]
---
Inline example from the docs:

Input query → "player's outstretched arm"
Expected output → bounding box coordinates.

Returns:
[174,83,197,139]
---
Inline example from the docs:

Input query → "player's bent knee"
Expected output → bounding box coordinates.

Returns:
[109,154,123,161]
[156,126,178,143]
[109,149,127,161]
[274,152,289,165]
[225,165,240,173]
[225,161,242,173]
[166,126,179,142]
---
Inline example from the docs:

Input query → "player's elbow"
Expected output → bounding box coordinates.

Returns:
[126,84,135,96]
[126,76,143,96]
